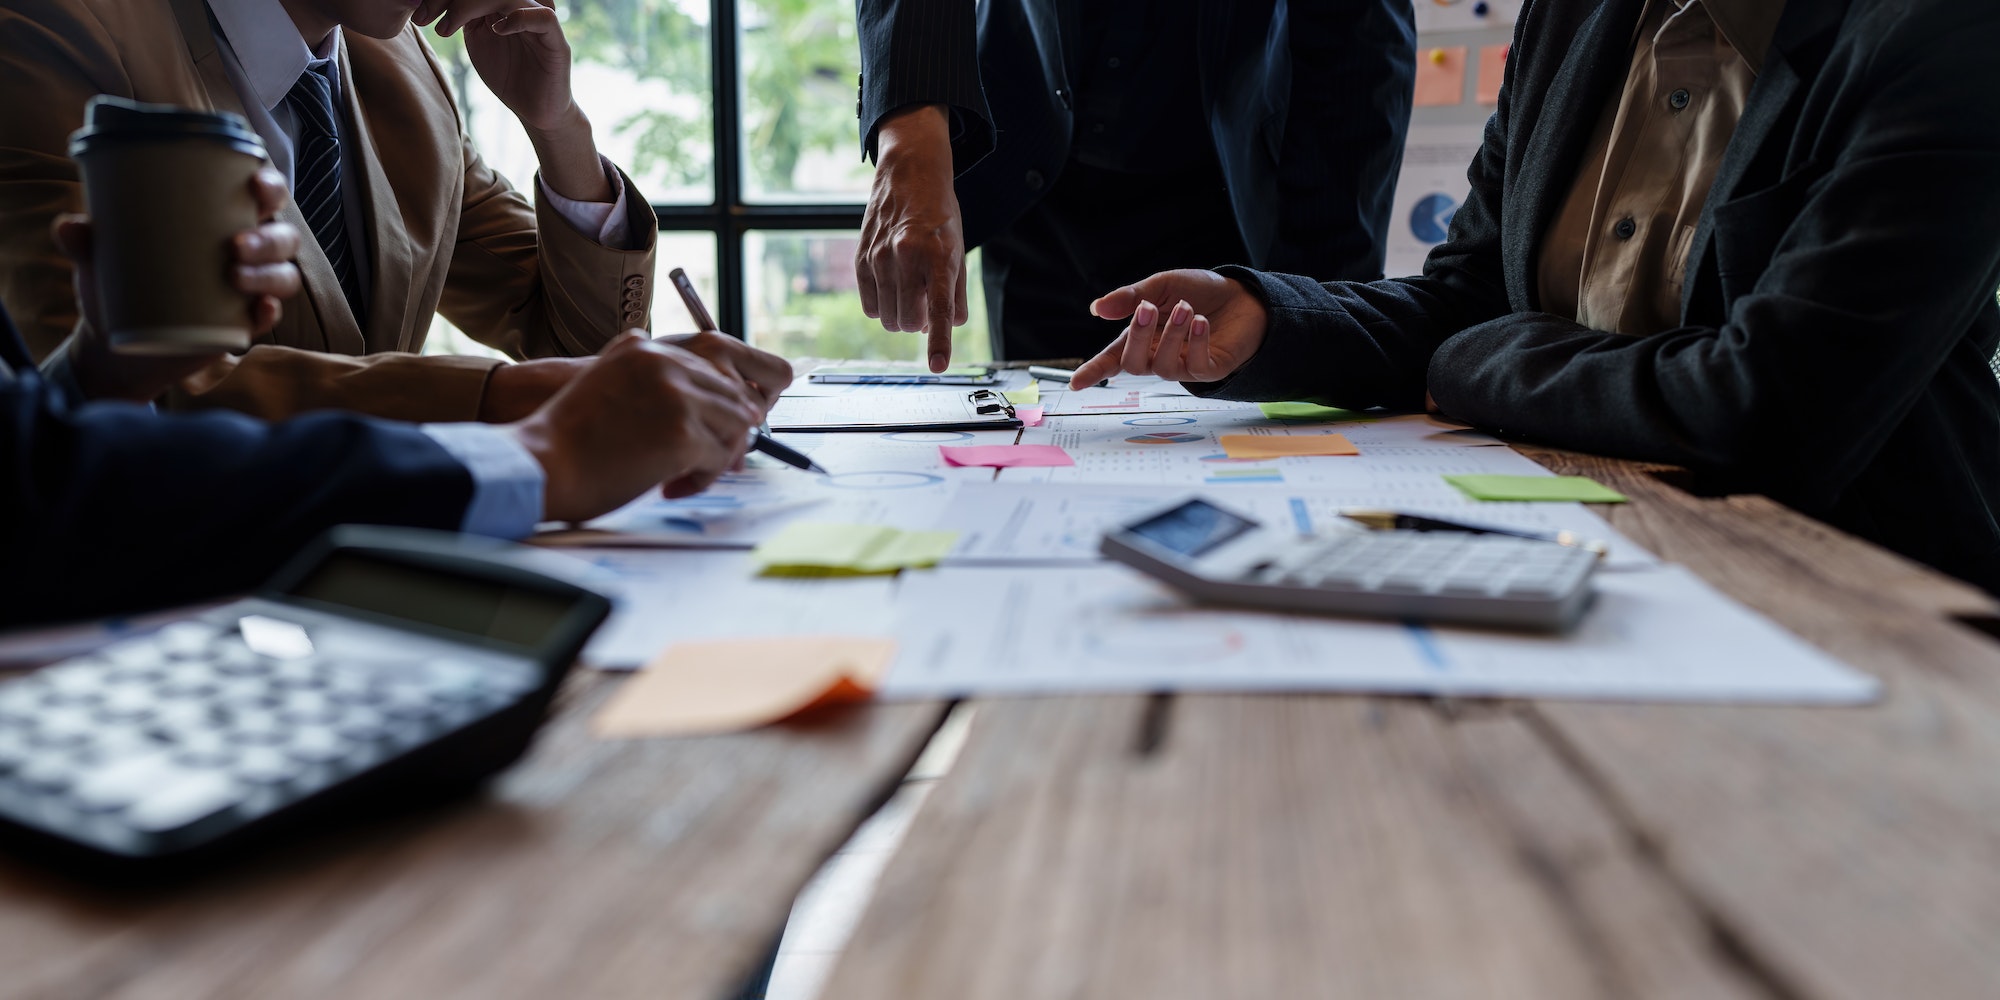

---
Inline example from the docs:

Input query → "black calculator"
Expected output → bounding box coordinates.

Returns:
[0,527,610,874]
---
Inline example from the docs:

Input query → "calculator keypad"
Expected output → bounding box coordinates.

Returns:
[0,614,542,856]
[1261,533,1597,601]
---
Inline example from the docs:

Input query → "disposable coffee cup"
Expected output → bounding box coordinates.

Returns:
[69,95,268,355]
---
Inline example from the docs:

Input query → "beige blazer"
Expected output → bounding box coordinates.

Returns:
[0,0,658,421]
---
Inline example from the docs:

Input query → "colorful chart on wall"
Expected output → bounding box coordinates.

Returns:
[1386,124,1486,278]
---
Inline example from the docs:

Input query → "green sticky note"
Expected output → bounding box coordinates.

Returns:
[1002,382,1041,406]
[1258,401,1374,422]
[753,522,960,576]
[1443,474,1628,503]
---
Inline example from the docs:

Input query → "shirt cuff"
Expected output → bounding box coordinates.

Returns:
[537,155,638,249]
[419,423,546,539]
[37,338,90,406]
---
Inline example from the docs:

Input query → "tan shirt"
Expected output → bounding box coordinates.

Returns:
[1537,0,1785,336]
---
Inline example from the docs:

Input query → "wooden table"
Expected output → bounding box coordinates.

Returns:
[821,447,2000,1000]
[9,444,2000,999]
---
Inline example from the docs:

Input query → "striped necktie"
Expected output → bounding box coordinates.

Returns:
[284,63,366,326]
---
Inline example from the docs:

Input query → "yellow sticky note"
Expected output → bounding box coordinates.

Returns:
[1414,46,1468,107]
[1003,382,1041,406]
[593,636,896,738]
[1218,433,1359,459]
[752,522,959,576]
[1258,401,1374,422]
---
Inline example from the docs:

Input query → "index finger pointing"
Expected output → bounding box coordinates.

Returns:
[925,255,957,372]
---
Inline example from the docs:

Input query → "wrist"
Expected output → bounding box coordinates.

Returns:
[526,105,613,203]
[506,416,577,522]
[875,104,950,165]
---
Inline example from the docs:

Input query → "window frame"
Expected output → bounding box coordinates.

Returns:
[661,0,866,340]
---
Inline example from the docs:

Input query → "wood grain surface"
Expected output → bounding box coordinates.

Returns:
[823,446,2000,1000]
[0,674,945,1000]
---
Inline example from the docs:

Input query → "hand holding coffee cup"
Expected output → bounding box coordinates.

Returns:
[67,95,278,357]
[55,165,303,402]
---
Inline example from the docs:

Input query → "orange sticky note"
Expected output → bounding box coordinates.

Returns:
[1414,46,1468,107]
[1217,433,1359,459]
[1477,44,1509,104]
[592,636,896,738]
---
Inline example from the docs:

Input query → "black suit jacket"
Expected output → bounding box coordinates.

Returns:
[857,0,1416,280]
[1197,0,2000,591]
[0,307,475,626]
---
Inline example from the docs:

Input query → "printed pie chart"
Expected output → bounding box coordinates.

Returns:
[1409,192,1459,244]
[822,471,945,490]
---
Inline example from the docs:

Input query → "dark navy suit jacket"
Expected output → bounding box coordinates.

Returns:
[0,306,474,626]
[857,0,1417,281]
[1194,0,2000,591]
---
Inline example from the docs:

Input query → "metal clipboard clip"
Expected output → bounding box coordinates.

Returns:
[967,388,1018,419]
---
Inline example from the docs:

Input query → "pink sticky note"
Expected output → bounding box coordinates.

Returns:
[1476,44,1509,105]
[1019,406,1046,427]
[939,444,1075,468]
[1414,46,1468,107]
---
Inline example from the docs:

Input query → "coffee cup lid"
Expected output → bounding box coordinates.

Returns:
[69,95,266,158]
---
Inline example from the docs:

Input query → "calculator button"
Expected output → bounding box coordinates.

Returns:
[29,708,97,749]
[0,733,32,773]
[172,733,236,769]
[332,706,391,743]
[284,728,348,765]
[224,711,287,745]
[71,753,184,812]
[93,685,159,723]
[124,772,243,835]
[276,690,339,724]
[17,753,85,794]
[228,747,294,786]
[212,678,277,708]
[157,665,220,698]
[155,623,220,658]
[101,642,164,669]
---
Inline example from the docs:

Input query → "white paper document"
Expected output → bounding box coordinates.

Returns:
[936,482,1658,569]
[881,565,1879,704]
[781,366,1034,398]
[997,412,1536,492]
[1046,385,1259,416]
[554,549,901,669]
[542,431,1002,547]
[769,390,1019,431]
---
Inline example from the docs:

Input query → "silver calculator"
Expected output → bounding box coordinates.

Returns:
[1101,498,1601,630]
[0,527,610,875]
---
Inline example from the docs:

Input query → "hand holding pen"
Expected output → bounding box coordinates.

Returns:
[664,268,828,475]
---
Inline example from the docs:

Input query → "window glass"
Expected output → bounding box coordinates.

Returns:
[424,232,718,358]
[427,1,714,204]
[745,231,991,363]
[738,0,874,201]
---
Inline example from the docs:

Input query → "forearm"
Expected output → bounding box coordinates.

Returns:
[526,105,614,204]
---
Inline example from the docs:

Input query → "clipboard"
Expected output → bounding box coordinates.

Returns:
[767,388,1023,432]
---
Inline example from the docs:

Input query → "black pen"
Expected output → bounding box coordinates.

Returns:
[667,267,828,475]
[1028,364,1107,387]
[1340,508,1609,557]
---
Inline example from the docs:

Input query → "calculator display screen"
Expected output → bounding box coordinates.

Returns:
[289,553,576,652]
[1125,501,1259,558]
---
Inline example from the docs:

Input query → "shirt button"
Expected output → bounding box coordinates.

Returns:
[1613,217,1638,240]
[1025,169,1046,192]
[1107,57,1122,69]
[1668,89,1691,111]
[1054,87,1072,110]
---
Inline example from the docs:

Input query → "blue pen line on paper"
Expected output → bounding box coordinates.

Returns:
[1404,622,1451,671]
[1289,497,1312,535]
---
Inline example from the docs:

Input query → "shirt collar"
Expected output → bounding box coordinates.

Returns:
[1684,0,1787,74]
[206,0,342,111]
